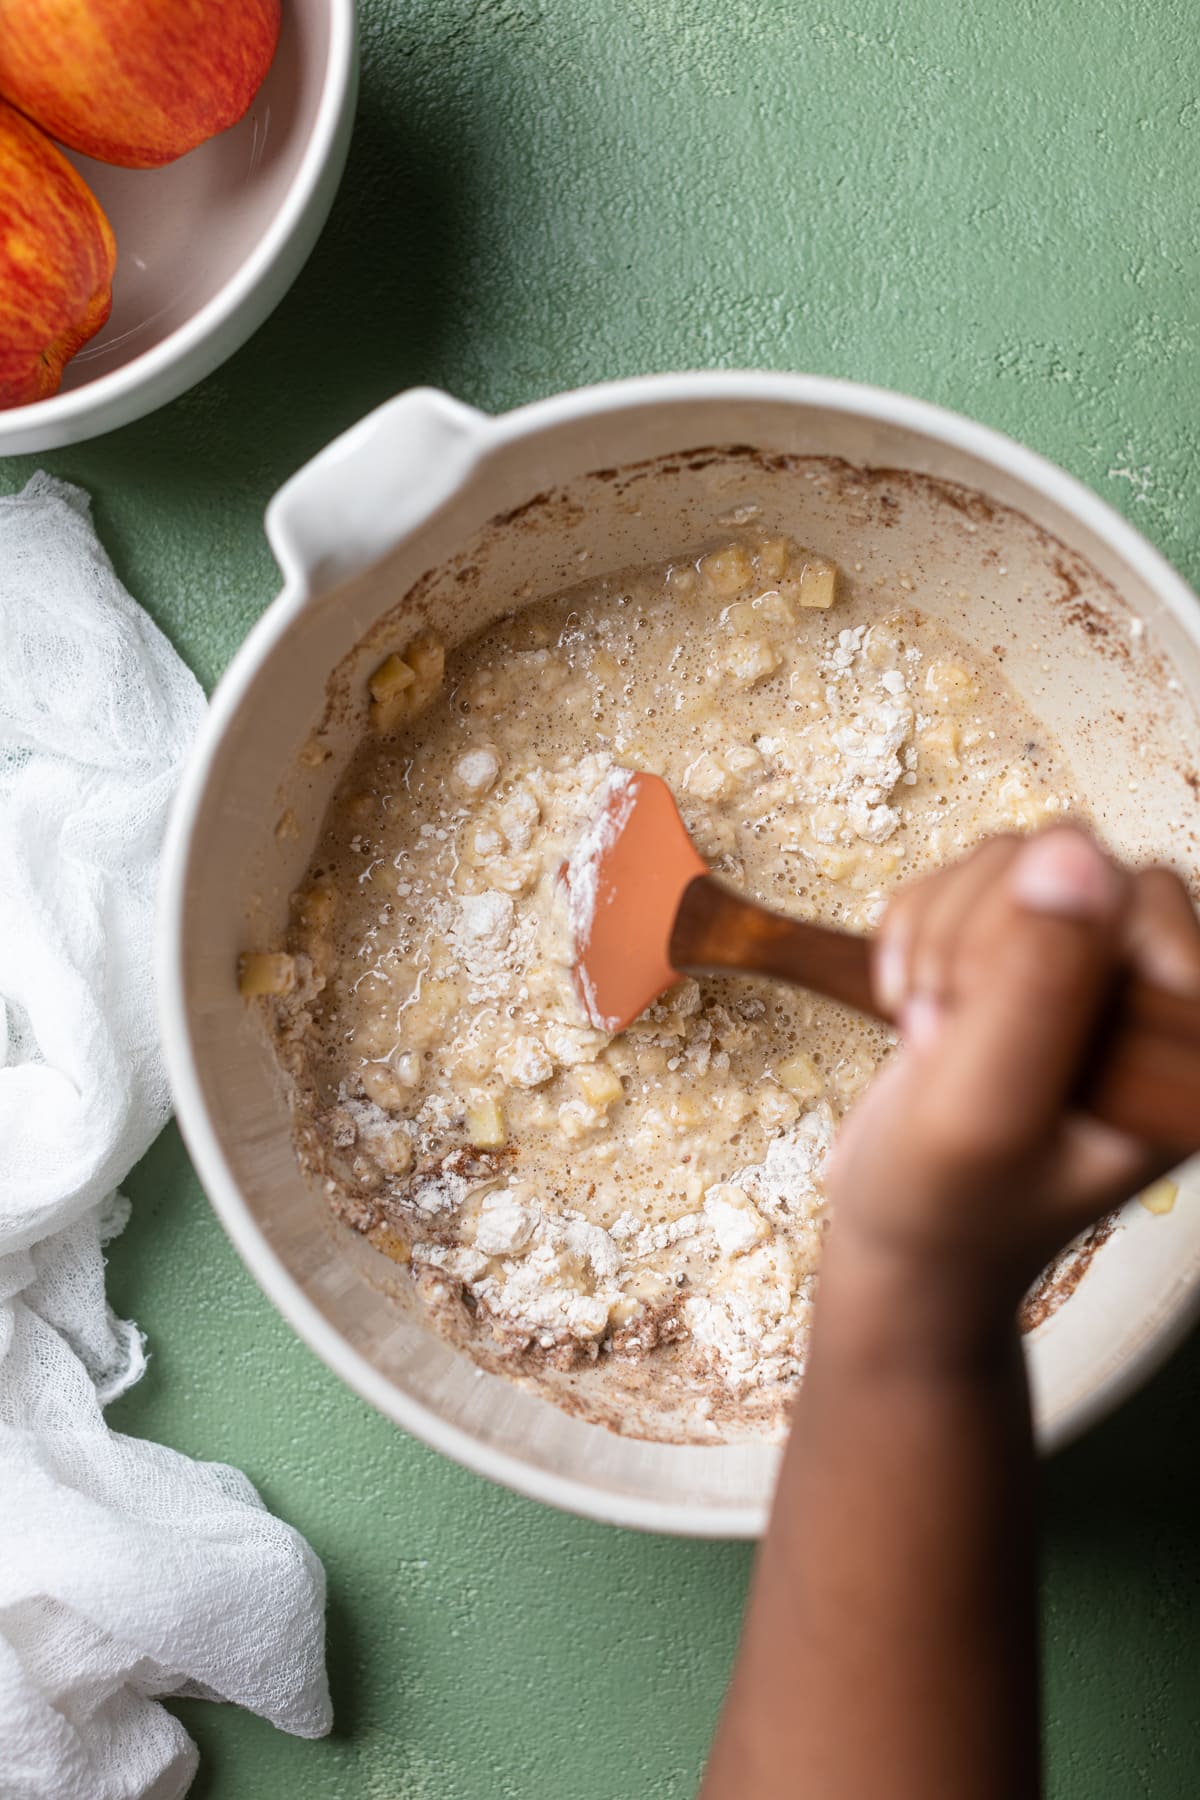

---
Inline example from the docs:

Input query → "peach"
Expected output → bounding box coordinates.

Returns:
[0,0,281,170]
[0,99,115,406]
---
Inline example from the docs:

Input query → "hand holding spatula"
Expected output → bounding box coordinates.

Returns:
[566,769,1200,1150]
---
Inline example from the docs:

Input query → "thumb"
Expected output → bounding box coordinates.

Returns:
[920,829,1127,1155]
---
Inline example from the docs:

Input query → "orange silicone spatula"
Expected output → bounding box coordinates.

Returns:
[566,768,1200,1150]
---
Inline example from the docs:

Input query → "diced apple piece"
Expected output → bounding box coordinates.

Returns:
[466,1095,506,1148]
[237,951,296,997]
[367,1224,411,1263]
[361,1062,411,1112]
[369,652,416,704]
[756,591,795,627]
[797,557,838,609]
[699,543,754,595]
[1138,1178,1178,1215]
[405,631,445,690]
[368,634,446,731]
[924,659,978,709]
[918,719,961,767]
[777,1052,823,1100]
[682,750,730,800]
[722,600,757,631]
[368,652,417,731]
[755,536,790,581]
[574,1064,623,1108]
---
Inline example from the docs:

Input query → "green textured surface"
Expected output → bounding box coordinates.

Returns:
[4,0,1200,1792]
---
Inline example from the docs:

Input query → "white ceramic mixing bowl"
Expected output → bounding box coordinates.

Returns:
[160,372,1200,1536]
[0,0,357,456]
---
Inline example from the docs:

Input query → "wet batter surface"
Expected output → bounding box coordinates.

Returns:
[243,533,1077,1437]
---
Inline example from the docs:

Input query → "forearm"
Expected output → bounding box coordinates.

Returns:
[702,1241,1041,1800]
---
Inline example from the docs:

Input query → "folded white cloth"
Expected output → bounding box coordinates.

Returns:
[0,474,331,1799]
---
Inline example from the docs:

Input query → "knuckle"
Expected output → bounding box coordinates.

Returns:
[1138,864,1192,907]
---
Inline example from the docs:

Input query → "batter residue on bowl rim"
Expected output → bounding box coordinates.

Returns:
[241,530,1078,1438]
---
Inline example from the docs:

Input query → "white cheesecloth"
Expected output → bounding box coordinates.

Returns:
[0,473,331,1799]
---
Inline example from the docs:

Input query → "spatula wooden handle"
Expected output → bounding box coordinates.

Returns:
[672,872,878,1016]
[671,873,1200,1152]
